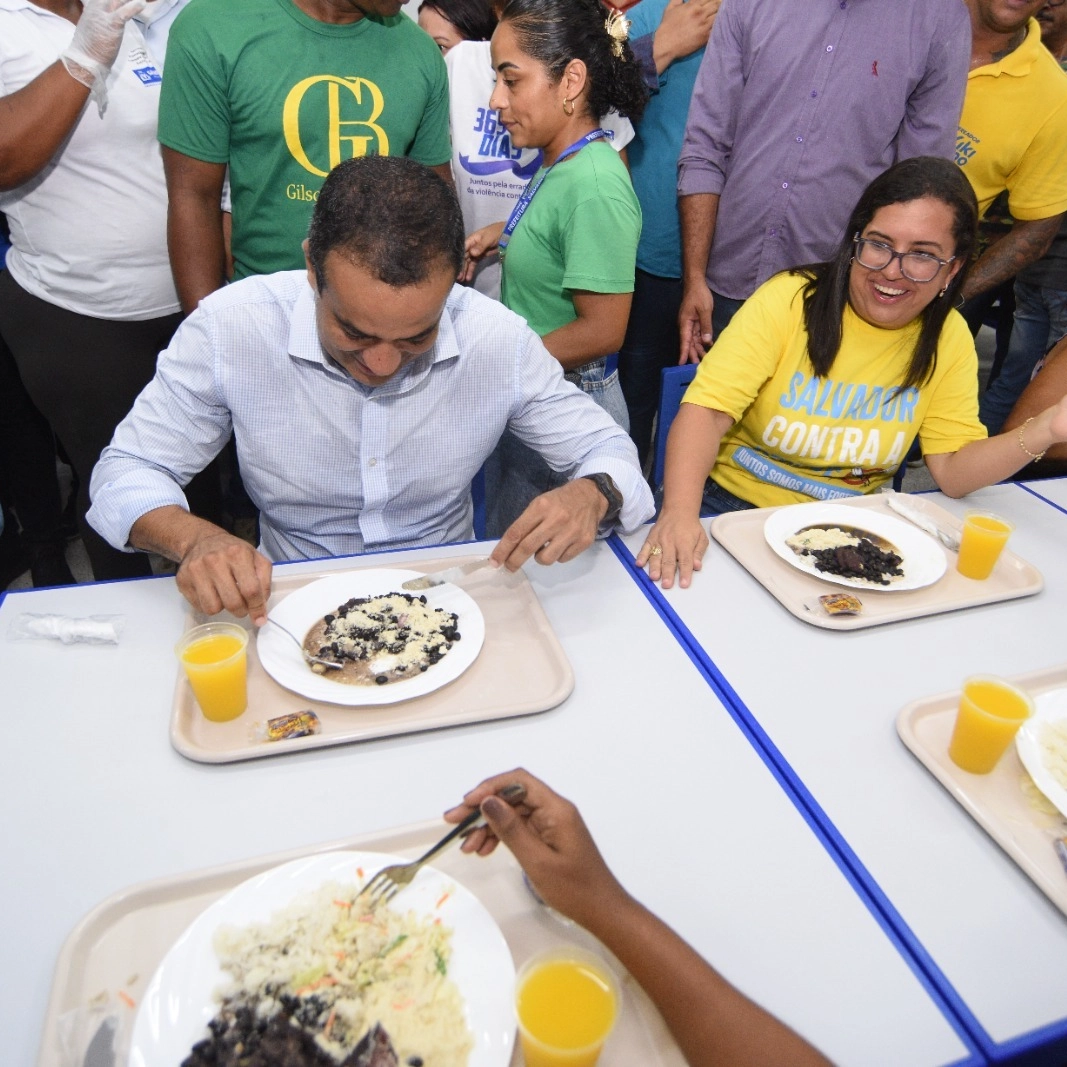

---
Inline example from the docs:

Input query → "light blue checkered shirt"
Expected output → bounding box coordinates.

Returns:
[89,273,652,561]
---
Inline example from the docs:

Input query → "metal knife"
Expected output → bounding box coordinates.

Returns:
[82,1017,116,1067]
[883,493,960,552]
[401,558,493,591]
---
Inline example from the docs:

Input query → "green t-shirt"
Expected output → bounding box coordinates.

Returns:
[158,0,451,279]
[500,140,640,336]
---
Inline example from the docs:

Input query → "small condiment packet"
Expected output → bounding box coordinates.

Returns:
[251,710,322,743]
[803,593,863,618]
[8,613,125,645]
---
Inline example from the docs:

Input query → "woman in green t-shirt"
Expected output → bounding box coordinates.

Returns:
[637,157,1067,588]
[463,0,647,534]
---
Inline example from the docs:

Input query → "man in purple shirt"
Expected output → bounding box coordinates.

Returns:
[676,0,970,360]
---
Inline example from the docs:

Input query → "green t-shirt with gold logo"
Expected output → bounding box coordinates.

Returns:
[158,0,451,280]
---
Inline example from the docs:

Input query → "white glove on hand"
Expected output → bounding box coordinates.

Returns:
[60,0,147,114]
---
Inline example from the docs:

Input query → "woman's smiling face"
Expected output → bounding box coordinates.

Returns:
[847,197,962,331]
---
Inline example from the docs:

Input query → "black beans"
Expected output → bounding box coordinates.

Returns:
[810,537,903,585]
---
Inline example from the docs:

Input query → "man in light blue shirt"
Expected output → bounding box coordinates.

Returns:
[89,158,652,623]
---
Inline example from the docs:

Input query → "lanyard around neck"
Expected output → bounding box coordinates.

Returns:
[498,129,608,259]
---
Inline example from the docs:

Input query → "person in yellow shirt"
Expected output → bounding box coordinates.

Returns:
[956,0,1067,304]
[637,157,1067,588]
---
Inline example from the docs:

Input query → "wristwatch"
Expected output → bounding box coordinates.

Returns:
[581,472,623,524]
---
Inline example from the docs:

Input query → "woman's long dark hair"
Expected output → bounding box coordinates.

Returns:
[419,0,497,42]
[498,0,647,122]
[796,156,978,391]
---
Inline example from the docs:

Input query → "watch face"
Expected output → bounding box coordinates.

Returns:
[588,473,622,518]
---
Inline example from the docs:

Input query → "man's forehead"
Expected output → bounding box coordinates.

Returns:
[319,253,453,339]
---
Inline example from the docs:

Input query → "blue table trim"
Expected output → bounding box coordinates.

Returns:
[608,534,994,1065]
[1014,479,1067,519]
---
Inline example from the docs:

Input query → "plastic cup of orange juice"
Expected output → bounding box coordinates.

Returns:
[515,948,620,1067]
[175,622,250,722]
[948,676,1033,774]
[956,512,1014,580]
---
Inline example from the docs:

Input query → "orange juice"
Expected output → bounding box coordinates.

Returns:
[176,623,249,722]
[948,676,1032,774]
[516,952,618,1067]
[956,512,1014,580]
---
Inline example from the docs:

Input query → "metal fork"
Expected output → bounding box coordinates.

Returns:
[359,783,527,908]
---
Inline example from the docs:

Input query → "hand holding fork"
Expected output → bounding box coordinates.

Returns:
[359,782,527,908]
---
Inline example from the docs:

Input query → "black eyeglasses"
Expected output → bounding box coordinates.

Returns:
[853,235,956,283]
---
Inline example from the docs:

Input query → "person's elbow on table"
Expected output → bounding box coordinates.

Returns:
[489,476,608,572]
[130,506,273,625]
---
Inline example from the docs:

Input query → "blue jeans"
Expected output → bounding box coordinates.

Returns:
[979,280,1067,434]
[618,270,682,467]
[711,291,745,340]
[485,358,628,538]
[700,478,755,517]
[652,477,755,518]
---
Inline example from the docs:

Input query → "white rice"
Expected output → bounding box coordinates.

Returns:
[786,526,859,553]
[1039,719,1067,792]
[211,878,472,1065]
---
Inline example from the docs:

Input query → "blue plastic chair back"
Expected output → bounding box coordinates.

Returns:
[652,363,698,487]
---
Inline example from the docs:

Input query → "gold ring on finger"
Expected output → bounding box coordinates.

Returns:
[647,544,662,557]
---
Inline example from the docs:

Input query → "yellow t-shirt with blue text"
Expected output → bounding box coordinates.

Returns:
[684,273,986,507]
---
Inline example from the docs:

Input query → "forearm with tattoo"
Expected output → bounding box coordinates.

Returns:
[962,214,1063,301]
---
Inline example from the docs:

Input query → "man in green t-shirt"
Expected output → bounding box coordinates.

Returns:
[158,0,452,313]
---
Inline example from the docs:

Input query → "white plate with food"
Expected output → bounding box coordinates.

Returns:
[129,850,515,1067]
[1016,686,1067,820]
[257,570,485,706]
[763,502,947,591]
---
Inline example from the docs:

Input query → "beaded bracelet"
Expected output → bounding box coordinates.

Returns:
[1017,416,1047,462]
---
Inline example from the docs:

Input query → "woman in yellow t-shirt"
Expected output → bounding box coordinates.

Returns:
[639,157,1067,588]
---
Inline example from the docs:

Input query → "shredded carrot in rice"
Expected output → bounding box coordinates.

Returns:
[296,975,339,996]
[117,990,136,1009]
[435,891,451,909]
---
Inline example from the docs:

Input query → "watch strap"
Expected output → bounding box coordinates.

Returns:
[582,472,623,524]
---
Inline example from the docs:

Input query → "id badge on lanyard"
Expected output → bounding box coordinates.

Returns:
[497,128,609,263]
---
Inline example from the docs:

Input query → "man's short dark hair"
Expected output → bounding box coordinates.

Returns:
[307,157,465,289]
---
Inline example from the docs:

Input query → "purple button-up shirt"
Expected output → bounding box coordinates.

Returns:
[678,0,970,301]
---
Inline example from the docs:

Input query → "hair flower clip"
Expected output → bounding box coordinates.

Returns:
[604,8,631,58]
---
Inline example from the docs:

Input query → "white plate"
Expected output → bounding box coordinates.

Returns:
[1016,687,1067,819]
[763,502,947,591]
[129,850,516,1067]
[257,569,485,706]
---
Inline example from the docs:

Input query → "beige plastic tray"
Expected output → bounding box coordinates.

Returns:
[39,822,686,1067]
[896,665,1067,917]
[711,493,1043,630]
[170,558,574,763]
